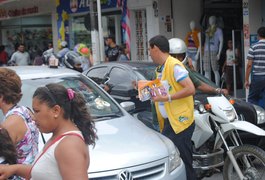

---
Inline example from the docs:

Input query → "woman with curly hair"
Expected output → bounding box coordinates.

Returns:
[0,83,97,180]
[0,67,39,166]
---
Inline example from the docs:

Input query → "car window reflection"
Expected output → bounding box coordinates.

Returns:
[21,75,122,121]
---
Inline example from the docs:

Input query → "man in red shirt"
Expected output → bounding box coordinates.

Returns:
[0,45,8,66]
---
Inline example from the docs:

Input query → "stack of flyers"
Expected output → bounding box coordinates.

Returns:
[138,79,167,102]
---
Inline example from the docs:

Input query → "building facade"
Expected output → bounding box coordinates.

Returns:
[0,0,264,65]
[0,0,56,59]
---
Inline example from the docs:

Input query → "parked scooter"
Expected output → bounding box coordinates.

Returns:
[137,93,265,179]
[192,94,265,179]
[95,61,265,179]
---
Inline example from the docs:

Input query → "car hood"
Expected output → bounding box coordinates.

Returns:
[88,115,169,173]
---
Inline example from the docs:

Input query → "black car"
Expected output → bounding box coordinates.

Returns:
[83,61,158,113]
[84,61,265,147]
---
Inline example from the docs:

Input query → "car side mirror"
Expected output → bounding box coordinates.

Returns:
[120,101,136,112]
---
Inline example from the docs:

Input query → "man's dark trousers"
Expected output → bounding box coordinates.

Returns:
[162,119,197,180]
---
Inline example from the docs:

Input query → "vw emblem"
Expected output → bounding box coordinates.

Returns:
[118,170,133,180]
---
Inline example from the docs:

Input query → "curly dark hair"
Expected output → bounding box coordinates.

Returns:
[0,127,17,164]
[33,83,97,146]
[0,68,22,104]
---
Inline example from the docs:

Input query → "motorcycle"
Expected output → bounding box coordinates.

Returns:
[96,69,265,179]
[192,94,265,179]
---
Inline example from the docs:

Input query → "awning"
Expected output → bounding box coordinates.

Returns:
[0,0,19,5]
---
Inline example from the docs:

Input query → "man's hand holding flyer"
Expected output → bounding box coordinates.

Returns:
[138,79,168,102]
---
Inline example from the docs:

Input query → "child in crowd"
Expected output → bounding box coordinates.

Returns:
[0,127,17,180]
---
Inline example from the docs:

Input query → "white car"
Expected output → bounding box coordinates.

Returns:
[0,66,186,180]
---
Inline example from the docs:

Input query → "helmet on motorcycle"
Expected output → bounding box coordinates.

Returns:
[64,51,83,72]
[169,38,187,54]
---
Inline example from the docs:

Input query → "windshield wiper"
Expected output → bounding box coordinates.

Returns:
[92,113,123,120]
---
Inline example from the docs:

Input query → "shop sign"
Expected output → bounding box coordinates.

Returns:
[0,6,38,19]
[59,0,119,14]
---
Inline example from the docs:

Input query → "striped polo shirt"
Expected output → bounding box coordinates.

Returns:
[247,39,265,76]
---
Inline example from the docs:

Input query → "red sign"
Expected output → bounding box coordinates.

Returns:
[0,6,38,18]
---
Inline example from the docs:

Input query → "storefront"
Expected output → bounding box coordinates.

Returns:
[56,0,124,50]
[128,0,173,61]
[0,0,55,60]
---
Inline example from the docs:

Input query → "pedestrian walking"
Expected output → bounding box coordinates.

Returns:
[0,45,8,66]
[117,44,130,61]
[148,35,197,180]
[33,49,44,66]
[0,67,39,165]
[9,43,30,66]
[245,26,265,109]
[105,35,120,62]
[0,83,98,180]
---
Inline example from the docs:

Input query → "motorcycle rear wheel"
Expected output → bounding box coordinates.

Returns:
[223,144,265,180]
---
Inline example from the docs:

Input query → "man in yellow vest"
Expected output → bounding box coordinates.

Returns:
[149,35,197,180]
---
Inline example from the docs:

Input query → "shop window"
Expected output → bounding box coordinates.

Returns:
[71,15,92,49]
[1,15,52,61]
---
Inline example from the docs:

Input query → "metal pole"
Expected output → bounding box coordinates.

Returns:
[200,32,203,74]
[97,0,105,63]
[232,30,237,98]
[90,0,100,65]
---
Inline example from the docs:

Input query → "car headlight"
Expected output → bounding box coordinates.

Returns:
[253,105,265,124]
[169,147,181,173]
[223,109,236,122]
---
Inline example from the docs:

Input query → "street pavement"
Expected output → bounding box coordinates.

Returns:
[202,173,223,180]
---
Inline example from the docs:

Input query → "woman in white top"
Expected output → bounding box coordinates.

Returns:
[0,83,97,180]
[222,40,241,95]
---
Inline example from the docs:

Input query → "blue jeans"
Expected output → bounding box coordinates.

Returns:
[248,75,265,109]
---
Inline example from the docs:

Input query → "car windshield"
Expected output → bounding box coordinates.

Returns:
[19,74,122,121]
[133,66,157,81]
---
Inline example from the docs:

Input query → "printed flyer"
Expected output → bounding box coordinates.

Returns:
[138,79,167,102]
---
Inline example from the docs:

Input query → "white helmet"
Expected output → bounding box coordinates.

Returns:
[169,38,187,54]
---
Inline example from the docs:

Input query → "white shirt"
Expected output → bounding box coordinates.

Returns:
[31,131,83,180]
[226,49,238,66]
[10,51,30,66]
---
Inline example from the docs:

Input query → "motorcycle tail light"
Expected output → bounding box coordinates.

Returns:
[229,99,235,105]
